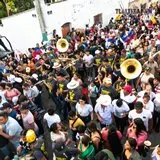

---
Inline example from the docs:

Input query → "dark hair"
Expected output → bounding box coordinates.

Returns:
[18,95,28,104]
[94,150,109,160]
[20,103,29,111]
[20,130,27,136]
[47,108,55,115]
[81,135,91,147]
[143,93,150,100]
[23,83,30,88]
[134,118,146,136]
[0,83,6,89]
[108,125,123,156]
[148,77,154,87]
[0,112,8,118]
[77,125,86,134]
[5,83,12,88]
[154,75,160,82]
[127,138,137,149]
[50,123,58,132]
[82,83,88,88]
[116,99,123,107]
[30,78,37,85]
[79,95,87,103]
[2,103,11,110]
[99,71,105,79]
[87,121,97,132]
[68,110,76,118]
[134,101,143,110]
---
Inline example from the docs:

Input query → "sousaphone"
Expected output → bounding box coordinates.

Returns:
[56,38,69,53]
[120,58,142,80]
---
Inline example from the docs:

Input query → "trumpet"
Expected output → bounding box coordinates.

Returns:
[63,59,79,70]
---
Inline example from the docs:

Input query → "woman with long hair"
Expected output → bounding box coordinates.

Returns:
[101,124,123,158]
[86,121,102,152]
[123,138,142,160]
[127,118,148,155]
[78,135,95,159]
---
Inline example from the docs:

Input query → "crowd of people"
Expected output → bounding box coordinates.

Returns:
[0,2,160,160]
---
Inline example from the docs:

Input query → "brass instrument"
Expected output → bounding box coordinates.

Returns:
[120,58,142,80]
[56,38,69,53]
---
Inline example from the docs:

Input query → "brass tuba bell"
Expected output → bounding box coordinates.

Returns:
[120,58,142,79]
[56,38,69,53]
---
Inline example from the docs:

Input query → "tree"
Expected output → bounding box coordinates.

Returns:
[0,0,34,18]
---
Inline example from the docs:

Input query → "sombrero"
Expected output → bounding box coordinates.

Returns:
[67,80,79,90]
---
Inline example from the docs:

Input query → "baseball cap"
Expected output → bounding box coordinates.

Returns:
[123,85,132,93]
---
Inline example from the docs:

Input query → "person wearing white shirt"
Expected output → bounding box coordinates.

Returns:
[137,84,155,101]
[95,95,114,129]
[23,83,39,99]
[83,50,94,81]
[137,93,154,113]
[6,72,16,83]
[43,108,61,128]
[0,93,7,108]
[128,101,152,131]
[112,99,130,133]
[120,85,136,110]
[76,96,93,124]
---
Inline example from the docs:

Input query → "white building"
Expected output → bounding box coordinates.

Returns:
[0,0,129,51]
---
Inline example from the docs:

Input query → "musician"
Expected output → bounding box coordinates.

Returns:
[120,85,136,110]
[66,80,82,111]
[105,48,115,66]
[65,60,77,79]
[93,50,103,77]
[99,78,118,100]
[52,62,70,79]
[111,63,121,84]
[56,72,69,98]
[113,74,126,94]
[98,59,112,77]
[75,53,85,81]
[56,72,69,120]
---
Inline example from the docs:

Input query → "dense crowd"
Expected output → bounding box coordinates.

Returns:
[0,2,160,160]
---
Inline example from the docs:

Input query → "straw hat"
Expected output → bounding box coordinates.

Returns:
[67,80,79,90]
[15,77,23,83]
[96,95,111,106]
[52,62,61,69]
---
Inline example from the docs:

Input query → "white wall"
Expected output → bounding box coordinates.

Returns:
[0,0,129,51]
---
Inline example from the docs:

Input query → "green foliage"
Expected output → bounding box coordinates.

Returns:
[0,0,34,18]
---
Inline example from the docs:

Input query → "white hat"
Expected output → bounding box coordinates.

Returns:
[67,80,79,90]
[26,67,30,73]
[52,62,61,69]
[95,50,100,54]
[32,74,38,81]
[15,77,23,83]
[155,94,160,103]
[144,140,151,147]
[96,95,111,106]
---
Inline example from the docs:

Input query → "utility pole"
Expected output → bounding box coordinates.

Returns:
[33,0,48,42]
